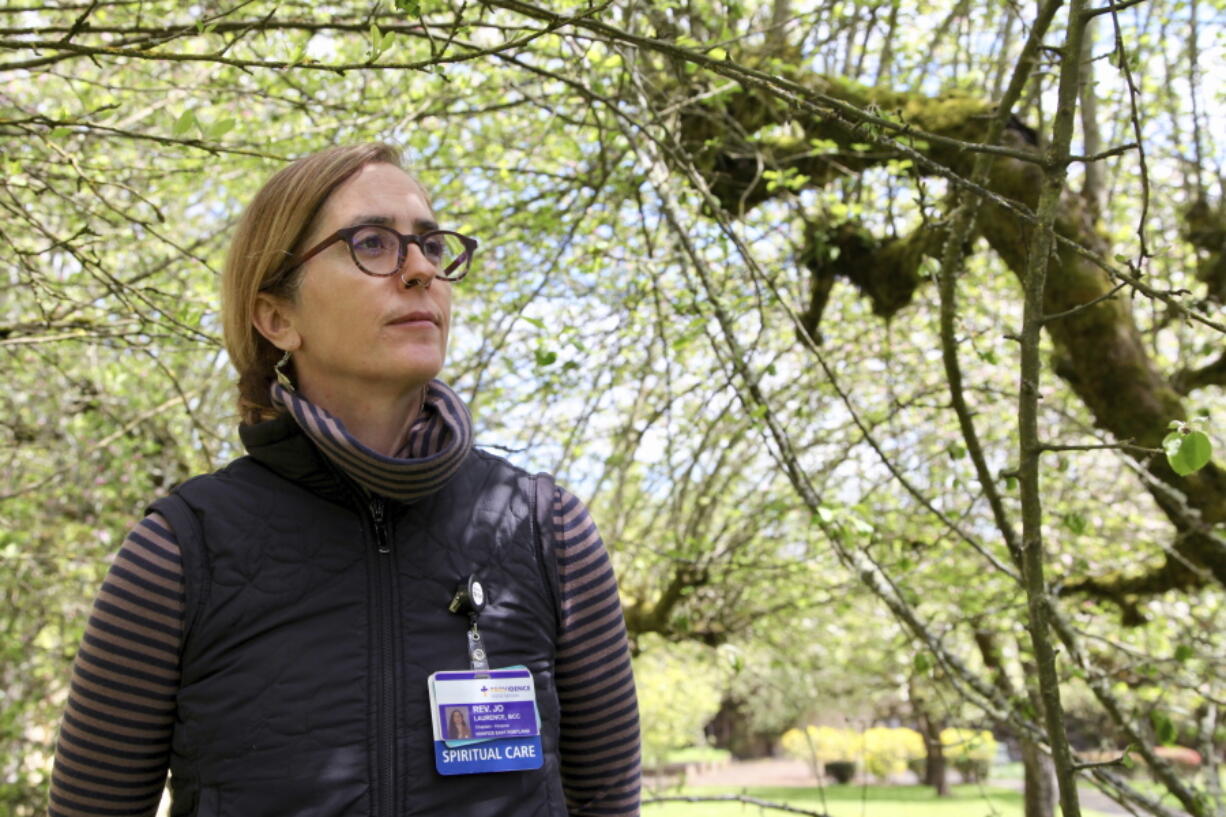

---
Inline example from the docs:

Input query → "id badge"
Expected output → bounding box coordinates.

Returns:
[428,667,544,775]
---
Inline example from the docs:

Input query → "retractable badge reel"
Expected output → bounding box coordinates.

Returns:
[448,575,489,671]
[430,573,544,775]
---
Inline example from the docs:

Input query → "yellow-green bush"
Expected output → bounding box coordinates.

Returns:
[781,726,927,782]
[863,727,925,779]
[633,639,724,770]
[941,728,997,782]
[781,725,862,779]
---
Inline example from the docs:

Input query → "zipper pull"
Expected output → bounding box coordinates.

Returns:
[370,497,390,554]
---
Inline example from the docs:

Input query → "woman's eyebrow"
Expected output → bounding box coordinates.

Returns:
[344,214,440,232]
[344,214,394,228]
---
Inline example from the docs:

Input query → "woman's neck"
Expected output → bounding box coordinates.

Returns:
[298,380,425,457]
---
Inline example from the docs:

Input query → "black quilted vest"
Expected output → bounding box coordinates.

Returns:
[149,415,568,817]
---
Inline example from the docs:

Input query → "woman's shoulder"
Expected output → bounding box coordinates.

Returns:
[98,510,186,625]
[110,511,184,589]
[550,484,596,531]
[121,510,181,560]
[466,447,562,498]
[469,446,535,472]
[150,453,304,514]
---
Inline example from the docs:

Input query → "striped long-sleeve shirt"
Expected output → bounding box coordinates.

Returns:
[50,381,640,816]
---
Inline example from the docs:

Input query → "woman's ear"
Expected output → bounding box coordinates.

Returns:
[252,292,302,353]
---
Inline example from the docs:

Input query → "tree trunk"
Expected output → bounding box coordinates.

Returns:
[974,631,1055,817]
[1022,738,1058,817]
[918,711,951,796]
[705,697,774,759]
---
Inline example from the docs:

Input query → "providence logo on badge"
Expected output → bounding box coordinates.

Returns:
[428,667,544,775]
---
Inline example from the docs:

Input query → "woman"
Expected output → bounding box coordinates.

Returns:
[448,709,473,741]
[49,143,641,817]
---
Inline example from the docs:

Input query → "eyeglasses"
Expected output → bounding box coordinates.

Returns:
[280,224,477,282]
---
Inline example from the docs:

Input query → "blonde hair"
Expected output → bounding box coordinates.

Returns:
[221,142,411,425]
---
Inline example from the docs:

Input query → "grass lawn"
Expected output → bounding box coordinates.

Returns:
[642,783,1117,817]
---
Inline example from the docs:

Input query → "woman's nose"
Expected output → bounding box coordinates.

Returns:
[399,245,435,289]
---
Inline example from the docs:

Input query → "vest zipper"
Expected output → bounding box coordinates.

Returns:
[371,497,391,554]
[368,496,396,815]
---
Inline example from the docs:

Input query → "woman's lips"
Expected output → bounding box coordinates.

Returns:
[388,311,438,326]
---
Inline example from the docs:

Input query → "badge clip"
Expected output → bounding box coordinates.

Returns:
[450,575,489,672]
[466,626,490,672]
[448,575,486,616]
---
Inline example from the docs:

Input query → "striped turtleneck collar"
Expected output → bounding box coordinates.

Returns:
[269,379,474,503]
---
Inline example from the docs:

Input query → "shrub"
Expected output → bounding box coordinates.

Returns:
[633,641,724,771]
[863,727,925,780]
[780,726,861,782]
[825,761,856,783]
[782,726,927,783]
[940,728,996,782]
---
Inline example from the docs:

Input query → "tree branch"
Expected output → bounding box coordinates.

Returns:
[1016,6,1093,817]
[645,794,829,816]
[1172,352,1226,395]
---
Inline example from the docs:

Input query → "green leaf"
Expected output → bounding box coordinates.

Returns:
[1166,429,1212,476]
[369,23,386,58]
[1173,644,1194,662]
[1177,431,1212,475]
[286,44,308,68]
[1063,513,1087,535]
[521,316,545,329]
[847,514,873,535]
[48,127,71,141]
[913,652,931,674]
[534,349,557,367]
[208,118,235,140]
[395,0,422,12]
[1151,711,1177,745]
[172,109,196,137]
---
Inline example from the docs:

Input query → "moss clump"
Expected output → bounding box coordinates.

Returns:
[899,94,992,134]
[819,76,992,136]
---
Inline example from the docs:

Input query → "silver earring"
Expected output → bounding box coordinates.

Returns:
[274,350,295,392]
